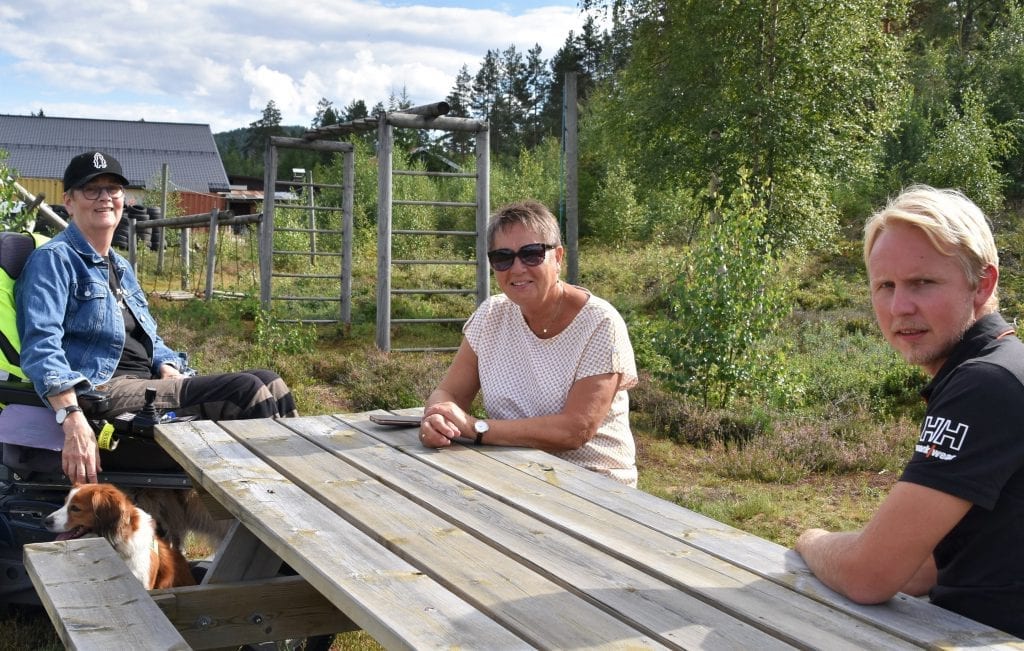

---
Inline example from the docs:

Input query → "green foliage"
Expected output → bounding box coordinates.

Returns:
[705,411,916,482]
[245,310,317,368]
[629,378,772,448]
[655,172,793,408]
[490,137,562,214]
[327,350,451,412]
[910,88,1019,215]
[787,319,927,421]
[0,150,32,232]
[974,1,1024,198]
[638,184,703,244]
[584,0,907,251]
[586,158,644,242]
[141,175,184,218]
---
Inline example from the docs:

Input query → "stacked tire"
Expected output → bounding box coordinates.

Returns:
[117,205,148,250]
[146,206,162,251]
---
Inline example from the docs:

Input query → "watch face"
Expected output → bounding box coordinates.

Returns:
[56,406,80,425]
[474,420,488,434]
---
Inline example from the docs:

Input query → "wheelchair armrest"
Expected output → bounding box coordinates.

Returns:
[0,380,45,408]
[77,390,110,417]
[0,381,110,417]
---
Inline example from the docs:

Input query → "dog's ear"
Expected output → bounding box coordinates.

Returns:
[92,488,131,542]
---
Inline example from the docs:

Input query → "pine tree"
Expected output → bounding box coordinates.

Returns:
[245,100,283,159]
[444,66,475,156]
[523,44,551,148]
[312,97,339,129]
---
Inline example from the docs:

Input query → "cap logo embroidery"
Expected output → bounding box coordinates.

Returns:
[92,152,108,170]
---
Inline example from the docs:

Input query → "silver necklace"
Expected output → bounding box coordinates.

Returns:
[541,282,565,335]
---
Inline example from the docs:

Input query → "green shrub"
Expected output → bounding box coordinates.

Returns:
[705,410,917,482]
[630,377,772,448]
[0,151,32,232]
[244,310,317,368]
[655,171,794,408]
[587,159,645,242]
[327,350,451,412]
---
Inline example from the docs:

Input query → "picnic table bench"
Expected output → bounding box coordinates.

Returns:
[24,409,1024,649]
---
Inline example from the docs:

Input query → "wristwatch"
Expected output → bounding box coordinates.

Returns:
[55,405,83,425]
[473,419,489,446]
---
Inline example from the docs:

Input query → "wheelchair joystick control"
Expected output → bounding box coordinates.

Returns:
[132,387,161,433]
[140,388,159,419]
[111,387,161,439]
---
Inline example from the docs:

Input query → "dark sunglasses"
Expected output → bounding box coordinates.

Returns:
[486,243,556,271]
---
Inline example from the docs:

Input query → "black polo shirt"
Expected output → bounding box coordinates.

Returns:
[900,312,1024,636]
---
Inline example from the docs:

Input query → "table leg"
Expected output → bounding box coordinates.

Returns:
[203,520,284,583]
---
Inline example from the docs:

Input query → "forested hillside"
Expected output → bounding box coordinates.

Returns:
[211,0,1024,413]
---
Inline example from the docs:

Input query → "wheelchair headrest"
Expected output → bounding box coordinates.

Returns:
[0,232,36,281]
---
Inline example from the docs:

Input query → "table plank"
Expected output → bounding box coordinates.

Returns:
[155,419,530,651]
[343,414,942,649]
[458,440,1024,649]
[268,413,797,650]
[362,414,1023,648]
[218,416,671,650]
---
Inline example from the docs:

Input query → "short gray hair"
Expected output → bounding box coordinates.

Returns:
[486,201,561,248]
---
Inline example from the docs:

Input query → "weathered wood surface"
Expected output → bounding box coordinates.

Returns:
[24,538,189,651]
[151,574,349,649]
[156,418,530,650]
[148,411,1024,650]
[275,413,913,650]
[220,416,676,650]
[348,409,1024,650]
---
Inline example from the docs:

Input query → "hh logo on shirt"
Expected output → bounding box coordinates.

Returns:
[916,416,969,461]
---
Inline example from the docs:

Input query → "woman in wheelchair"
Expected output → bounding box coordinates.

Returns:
[15,151,297,484]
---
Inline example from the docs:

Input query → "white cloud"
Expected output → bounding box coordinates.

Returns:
[0,0,584,132]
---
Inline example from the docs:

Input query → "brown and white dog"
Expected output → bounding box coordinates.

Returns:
[123,486,230,552]
[43,483,196,589]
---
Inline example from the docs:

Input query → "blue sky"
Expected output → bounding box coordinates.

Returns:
[0,0,585,133]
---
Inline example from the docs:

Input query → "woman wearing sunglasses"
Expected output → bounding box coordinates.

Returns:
[16,151,298,485]
[419,200,639,486]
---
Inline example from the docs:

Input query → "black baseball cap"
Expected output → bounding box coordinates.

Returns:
[63,151,129,191]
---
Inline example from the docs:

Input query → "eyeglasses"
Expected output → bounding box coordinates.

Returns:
[79,185,125,200]
[486,243,556,271]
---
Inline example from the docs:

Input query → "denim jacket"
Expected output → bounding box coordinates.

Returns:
[15,222,188,400]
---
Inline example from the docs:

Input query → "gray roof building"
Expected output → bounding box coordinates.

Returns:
[0,114,229,194]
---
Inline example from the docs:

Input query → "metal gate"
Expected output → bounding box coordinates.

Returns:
[259,103,490,350]
[259,138,355,325]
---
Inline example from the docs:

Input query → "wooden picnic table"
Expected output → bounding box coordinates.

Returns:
[42,409,1024,649]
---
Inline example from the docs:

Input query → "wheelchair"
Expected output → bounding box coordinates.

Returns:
[0,381,197,608]
[0,230,198,608]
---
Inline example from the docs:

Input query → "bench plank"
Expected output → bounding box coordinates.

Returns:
[155,419,531,651]
[24,538,189,651]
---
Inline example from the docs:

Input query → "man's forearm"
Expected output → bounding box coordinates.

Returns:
[900,555,937,597]
[794,528,901,605]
